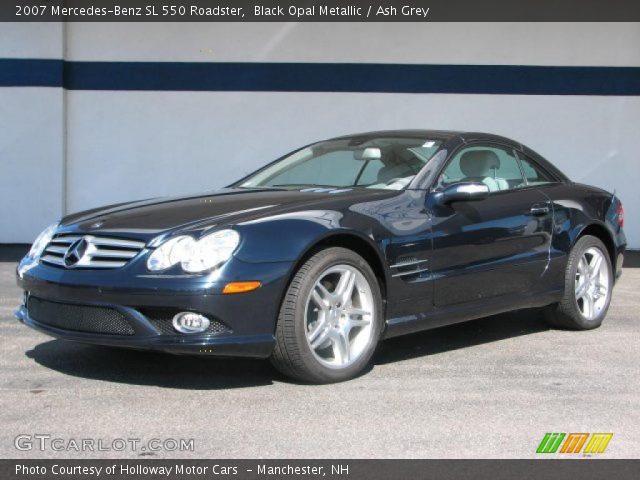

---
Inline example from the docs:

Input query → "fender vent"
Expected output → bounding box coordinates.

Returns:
[390,257,430,280]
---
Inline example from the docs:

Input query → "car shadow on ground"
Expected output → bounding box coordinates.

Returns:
[25,308,550,389]
[375,308,550,365]
[25,342,277,390]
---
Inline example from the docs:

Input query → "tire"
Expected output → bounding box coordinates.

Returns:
[544,235,613,330]
[270,247,384,383]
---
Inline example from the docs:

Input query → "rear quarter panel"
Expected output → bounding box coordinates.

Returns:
[539,182,625,287]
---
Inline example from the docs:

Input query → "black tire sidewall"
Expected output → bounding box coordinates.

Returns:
[289,248,383,383]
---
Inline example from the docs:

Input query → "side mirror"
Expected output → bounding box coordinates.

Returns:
[433,182,490,205]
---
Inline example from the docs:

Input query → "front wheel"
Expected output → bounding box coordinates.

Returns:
[270,247,383,383]
[544,235,613,330]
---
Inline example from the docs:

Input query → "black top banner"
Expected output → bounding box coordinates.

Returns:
[4,0,640,21]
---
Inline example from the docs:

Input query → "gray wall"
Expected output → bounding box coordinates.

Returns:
[2,23,639,246]
[0,23,64,243]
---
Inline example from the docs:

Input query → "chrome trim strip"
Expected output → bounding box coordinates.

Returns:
[81,260,128,268]
[392,267,430,278]
[50,236,81,244]
[49,235,145,249]
[45,245,67,254]
[89,248,139,259]
[90,237,146,248]
[40,255,65,266]
[390,259,427,269]
[41,257,127,269]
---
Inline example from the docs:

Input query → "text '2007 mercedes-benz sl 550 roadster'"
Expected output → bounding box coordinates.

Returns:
[16,130,626,383]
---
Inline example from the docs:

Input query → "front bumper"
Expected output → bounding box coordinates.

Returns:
[15,304,274,357]
[15,258,294,358]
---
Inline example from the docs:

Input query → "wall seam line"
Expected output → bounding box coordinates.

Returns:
[61,21,68,216]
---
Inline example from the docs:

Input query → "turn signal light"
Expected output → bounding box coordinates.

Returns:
[222,281,262,294]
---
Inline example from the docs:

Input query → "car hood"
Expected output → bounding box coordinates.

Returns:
[60,187,399,238]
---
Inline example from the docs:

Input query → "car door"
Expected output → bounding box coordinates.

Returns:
[428,143,553,307]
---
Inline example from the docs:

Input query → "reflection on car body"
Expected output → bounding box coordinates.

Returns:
[16,130,626,383]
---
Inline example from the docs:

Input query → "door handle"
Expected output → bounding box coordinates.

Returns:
[530,205,550,216]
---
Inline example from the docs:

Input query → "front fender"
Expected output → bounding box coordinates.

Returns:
[232,210,383,265]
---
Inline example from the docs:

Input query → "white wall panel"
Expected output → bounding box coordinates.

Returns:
[0,88,64,242]
[0,23,63,243]
[66,22,640,66]
[1,22,639,247]
[66,91,640,245]
[0,23,63,58]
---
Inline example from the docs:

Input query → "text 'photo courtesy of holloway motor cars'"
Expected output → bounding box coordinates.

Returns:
[16,130,626,383]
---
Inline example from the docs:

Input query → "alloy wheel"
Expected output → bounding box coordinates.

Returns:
[304,264,375,369]
[574,247,610,320]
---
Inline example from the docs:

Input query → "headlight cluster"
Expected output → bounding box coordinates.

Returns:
[147,229,240,273]
[27,223,58,259]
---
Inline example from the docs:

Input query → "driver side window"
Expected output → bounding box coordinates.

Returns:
[437,145,525,193]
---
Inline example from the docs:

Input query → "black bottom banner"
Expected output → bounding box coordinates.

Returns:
[2,459,639,480]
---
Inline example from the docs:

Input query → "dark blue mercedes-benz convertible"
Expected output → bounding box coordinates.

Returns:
[16,130,626,383]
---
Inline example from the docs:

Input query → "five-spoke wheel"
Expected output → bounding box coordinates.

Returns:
[574,247,610,321]
[545,235,613,330]
[271,247,383,383]
[305,265,374,368]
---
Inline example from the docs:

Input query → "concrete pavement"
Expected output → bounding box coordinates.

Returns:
[1,257,638,458]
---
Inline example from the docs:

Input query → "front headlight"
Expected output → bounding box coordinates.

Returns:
[27,223,58,260]
[146,235,195,271]
[147,229,240,273]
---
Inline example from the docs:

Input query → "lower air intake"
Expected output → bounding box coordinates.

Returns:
[27,297,135,336]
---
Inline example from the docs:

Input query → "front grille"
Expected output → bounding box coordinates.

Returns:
[27,297,135,335]
[140,308,230,335]
[41,234,146,269]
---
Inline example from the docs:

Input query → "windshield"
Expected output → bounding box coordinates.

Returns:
[237,136,443,190]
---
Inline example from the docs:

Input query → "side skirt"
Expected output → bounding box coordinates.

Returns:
[383,289,563,339]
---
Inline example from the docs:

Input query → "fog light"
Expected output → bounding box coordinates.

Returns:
[172,312,210,334]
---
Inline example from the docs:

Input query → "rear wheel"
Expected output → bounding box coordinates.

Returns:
[544,235,612,330]
[270,247,383,383]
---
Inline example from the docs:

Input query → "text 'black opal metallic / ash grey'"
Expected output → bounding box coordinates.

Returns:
[16,131,626,383]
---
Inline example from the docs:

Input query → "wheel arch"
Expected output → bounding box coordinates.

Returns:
[278,231,389,321]
[308,232,388,297]
[575,222,616,269]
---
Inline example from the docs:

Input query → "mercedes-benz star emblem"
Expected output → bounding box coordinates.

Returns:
[64,238,89,267]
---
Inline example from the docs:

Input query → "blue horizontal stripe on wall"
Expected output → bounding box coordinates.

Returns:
[2,58,640,95]
[0,59,63,87]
